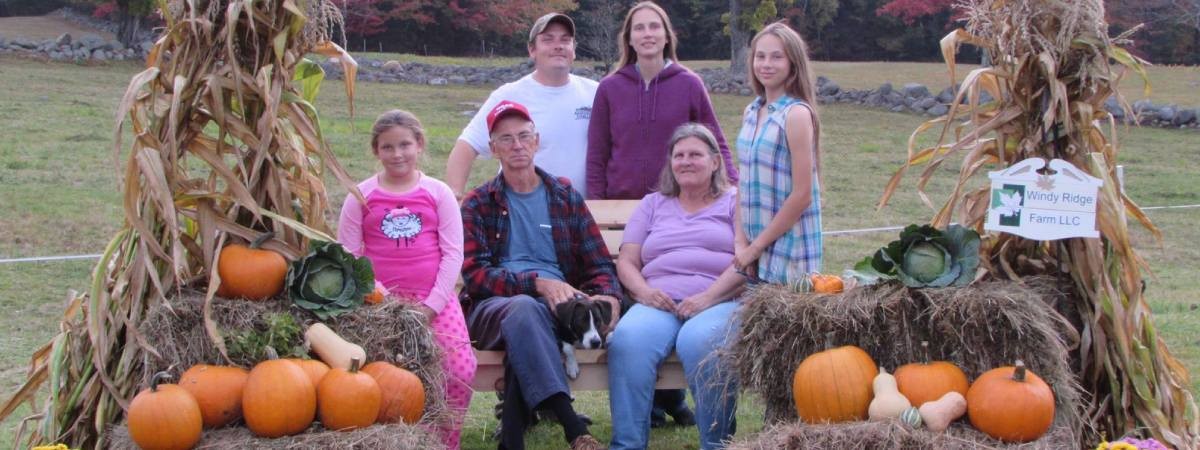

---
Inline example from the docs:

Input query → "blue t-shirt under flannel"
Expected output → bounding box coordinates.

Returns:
[501,184,565,281]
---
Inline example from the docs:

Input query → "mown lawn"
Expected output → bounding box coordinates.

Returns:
[346,52,1199,108]
[0,54,1197,449]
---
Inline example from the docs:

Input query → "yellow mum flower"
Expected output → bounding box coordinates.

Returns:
[32,445,69,450]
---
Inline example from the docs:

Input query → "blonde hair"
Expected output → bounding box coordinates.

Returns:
[612,1,680,74]
[370,109,425,150]
[747,22,822,180]
[657,123,730,198]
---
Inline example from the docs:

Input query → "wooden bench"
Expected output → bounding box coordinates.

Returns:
[470,199,688,391]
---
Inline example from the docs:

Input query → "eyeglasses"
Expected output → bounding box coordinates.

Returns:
[492,132,537,148]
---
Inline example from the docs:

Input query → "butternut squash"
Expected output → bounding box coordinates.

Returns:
[919,391,967,432]
[868,368,912,420]
[306,323,367,370]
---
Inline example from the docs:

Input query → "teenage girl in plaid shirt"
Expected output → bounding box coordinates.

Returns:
[734,22,825,285]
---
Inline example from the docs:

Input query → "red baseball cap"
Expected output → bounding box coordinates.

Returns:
[486,100,533,133]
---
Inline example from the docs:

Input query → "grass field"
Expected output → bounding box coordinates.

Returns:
[347,52,1200,108]
[0,54,1197,449]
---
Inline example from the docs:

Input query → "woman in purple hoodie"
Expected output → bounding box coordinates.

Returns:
[586,1,737,201]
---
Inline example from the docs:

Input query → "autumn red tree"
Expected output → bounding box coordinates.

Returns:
[342,0,576,54]
[340,0,433,38]
[876,0,954,25]
[1107,0,1200,64]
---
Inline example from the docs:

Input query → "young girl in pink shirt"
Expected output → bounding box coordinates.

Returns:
[337,110,476,449]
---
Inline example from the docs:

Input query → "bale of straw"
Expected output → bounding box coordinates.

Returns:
[107,421,442,450]
[725,278,1082,448]
[137,291,448,424]
[727,419,1077,450]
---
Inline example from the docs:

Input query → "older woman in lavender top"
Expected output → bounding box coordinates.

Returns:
[607,123,746,450]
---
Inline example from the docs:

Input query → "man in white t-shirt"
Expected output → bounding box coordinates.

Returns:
[445,12,598,200]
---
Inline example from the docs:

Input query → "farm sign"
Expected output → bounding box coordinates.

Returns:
[985,158,1102,240]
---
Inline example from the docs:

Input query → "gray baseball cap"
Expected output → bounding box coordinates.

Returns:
[528,12,575,44]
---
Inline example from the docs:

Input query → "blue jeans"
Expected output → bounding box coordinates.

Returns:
[608,302,740,450]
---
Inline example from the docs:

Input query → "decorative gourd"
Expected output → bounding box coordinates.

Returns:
[895,341,969,406]
[967,360,1055,442]
[318,358,382,431]
[217,232,287,300]
[362,360,426,423]
[242,348,316,438]
[868,368,912,420]
[792,339,878,423]
[288,358,331,387]
[178,364,249,428]
[365,287,385,304]
[127,372,203,450]
[899,406,923,428]
[306,322,367,370]
[919,391,967,432]
[809,273,845,294]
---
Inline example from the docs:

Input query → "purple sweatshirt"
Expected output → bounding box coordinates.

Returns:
[586,62,738,199]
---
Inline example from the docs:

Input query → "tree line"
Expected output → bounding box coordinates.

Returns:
[3,0,1197,65]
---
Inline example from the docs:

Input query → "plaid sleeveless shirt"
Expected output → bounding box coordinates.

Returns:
[736,95,823,284]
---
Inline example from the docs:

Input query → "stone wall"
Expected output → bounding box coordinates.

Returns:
[0,8,154,62]
[2,34,1193,129]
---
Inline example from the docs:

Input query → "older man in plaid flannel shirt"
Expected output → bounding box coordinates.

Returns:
[460,100,620,450]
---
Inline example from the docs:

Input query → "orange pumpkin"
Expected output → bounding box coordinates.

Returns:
[127,372,203,450]
[362,361,425,423]
[792,344,878,423]
[179,364,249,428]
[242,352,316,437]
[365,287,385,304]
[809,273,845,294]
[217,232,287,300]
[967,360,1055,442]
[318,358,382,431]
[289,358,331,387]
[895,341,969,406]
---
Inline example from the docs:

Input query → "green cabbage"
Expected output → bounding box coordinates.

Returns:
[287,240,374,319]
[852,224,980,288]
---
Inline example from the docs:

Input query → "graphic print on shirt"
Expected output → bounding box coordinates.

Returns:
[575,106,592,120]
[380,204,422,247]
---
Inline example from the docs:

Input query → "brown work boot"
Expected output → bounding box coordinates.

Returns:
[569,434,605,450]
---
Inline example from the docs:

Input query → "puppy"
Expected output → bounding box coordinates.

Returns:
[554,294,614,379]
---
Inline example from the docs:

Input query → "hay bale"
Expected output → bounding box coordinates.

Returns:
[137,291,448,424]
[107,422,443,449]
[727,419,1076,450]
[725,278,1083,448]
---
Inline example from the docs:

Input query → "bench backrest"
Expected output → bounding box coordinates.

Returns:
[585,199,641,257]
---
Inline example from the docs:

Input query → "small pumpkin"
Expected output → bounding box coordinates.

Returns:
[809,273,845,294]
[867,368,912,420]
[242,348,317,438]
[919,391,967,432]
[792,339,878,423]
[306,322,367,370]
[178,364,249,428]
[217,232,288,300]
[899,406,923,428]
[895,341,969,406]
[318,358,382,431]
[289,358,331,387]
[362,360,426,423]
[365,287,385,304]
[967,360,1055,442]
[127,372,203,450]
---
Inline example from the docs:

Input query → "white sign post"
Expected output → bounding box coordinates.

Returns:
[985,158,1103,240]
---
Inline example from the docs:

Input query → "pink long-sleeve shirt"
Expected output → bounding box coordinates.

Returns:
[337,173,463,313]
